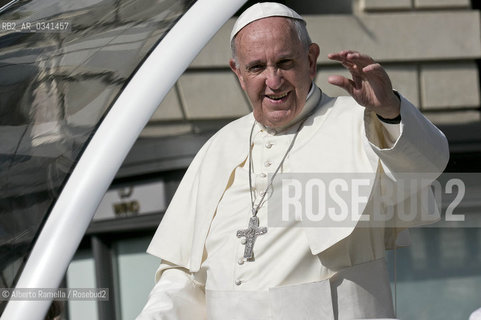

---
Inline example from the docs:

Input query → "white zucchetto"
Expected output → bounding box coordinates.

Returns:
[230,2,305,41]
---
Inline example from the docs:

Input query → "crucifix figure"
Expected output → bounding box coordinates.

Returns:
[236,216,267,260]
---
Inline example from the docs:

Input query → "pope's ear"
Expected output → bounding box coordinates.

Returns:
[229,58,246,91]
[229,58,240,77]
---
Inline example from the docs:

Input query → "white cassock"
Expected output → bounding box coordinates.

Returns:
[136,85,449,320]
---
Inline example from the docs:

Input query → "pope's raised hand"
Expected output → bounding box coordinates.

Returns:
[327,50,400,119]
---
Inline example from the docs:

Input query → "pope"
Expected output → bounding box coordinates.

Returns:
[137,2,449,319]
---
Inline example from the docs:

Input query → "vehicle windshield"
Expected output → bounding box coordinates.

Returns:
[0,0,195,306]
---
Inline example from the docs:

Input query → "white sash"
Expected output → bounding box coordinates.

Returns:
[206,258,398,320]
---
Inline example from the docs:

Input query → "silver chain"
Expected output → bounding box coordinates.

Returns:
[248,119,307,217]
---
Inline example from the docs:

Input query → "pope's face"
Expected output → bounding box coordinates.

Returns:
[230,17,319,128]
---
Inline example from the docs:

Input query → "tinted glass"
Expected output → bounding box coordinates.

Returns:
[0,0,195,306]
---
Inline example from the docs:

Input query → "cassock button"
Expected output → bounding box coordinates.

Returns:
[264,161,272,167]
[235,279,242,286]
[260,173,267,178]
[265,142,273,149]
[238,258,245,265]
[240,238,247,245]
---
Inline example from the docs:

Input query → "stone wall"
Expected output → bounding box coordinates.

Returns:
[145,0,481,136]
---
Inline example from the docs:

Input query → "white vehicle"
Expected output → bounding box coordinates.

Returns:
[0,0,246,318]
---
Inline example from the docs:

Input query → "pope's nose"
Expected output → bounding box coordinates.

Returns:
[265,67,283,90]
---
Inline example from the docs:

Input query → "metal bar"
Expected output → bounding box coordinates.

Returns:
[91,236,116,320]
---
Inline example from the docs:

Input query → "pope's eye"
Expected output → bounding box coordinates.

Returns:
[247,64,264,73]
[278,59,294,69]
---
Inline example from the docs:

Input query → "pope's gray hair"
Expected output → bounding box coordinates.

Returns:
[230,18,312,68]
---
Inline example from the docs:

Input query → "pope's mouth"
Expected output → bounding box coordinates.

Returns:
[265,92,289,102]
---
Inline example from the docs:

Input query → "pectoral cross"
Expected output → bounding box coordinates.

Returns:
[236,216,267,260]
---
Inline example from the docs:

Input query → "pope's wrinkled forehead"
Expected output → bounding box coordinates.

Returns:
[230,2,306,42]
